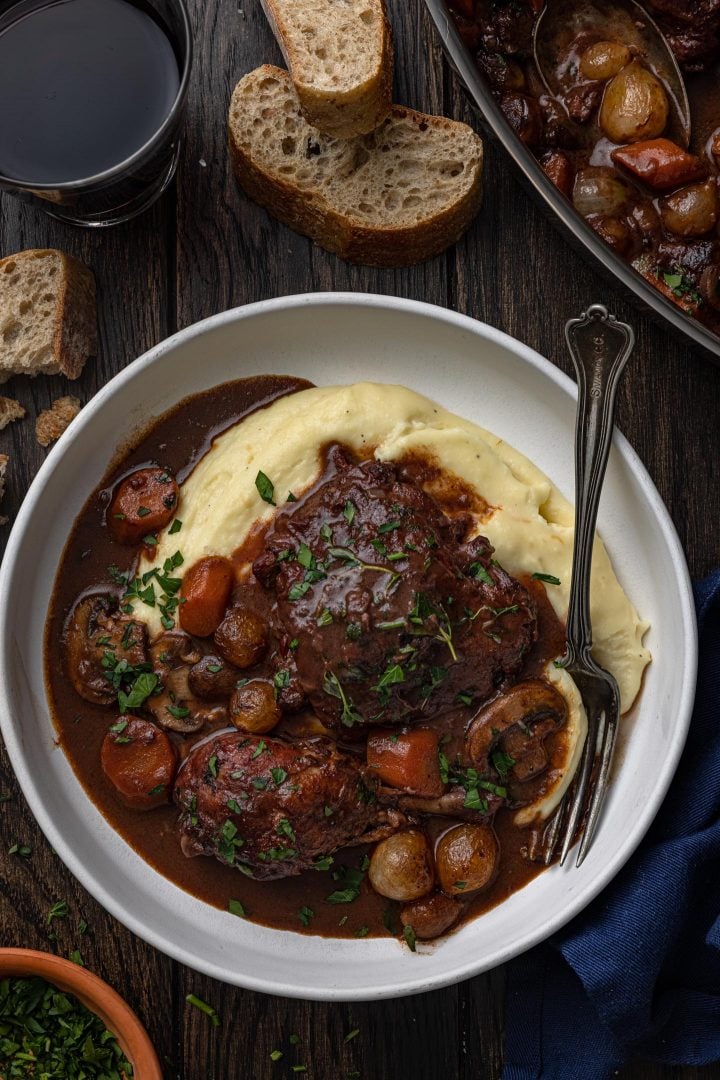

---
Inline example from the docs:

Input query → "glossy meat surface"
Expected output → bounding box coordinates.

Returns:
[175,732,400,879]
[253,447,537,728]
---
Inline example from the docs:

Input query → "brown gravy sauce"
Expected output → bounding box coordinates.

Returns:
[45,377,566,940]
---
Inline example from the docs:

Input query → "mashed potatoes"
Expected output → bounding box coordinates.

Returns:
[137,381,651,824]
[140,381,650,712]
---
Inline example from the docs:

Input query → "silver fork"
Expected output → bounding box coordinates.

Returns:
[542,303,635,868]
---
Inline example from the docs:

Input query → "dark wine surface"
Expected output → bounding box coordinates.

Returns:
[0,0,180,184]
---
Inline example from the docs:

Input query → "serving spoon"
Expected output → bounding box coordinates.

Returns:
[533,0,691,149]
[542,304,635,867]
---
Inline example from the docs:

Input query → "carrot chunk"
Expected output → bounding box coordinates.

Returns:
[367,728,444,797]
[611,139,707,192]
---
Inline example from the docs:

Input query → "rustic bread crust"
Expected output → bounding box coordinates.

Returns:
[0,249,97,381]
[55,254,97,380]
[228,67,484,268]
[260,0,393,138]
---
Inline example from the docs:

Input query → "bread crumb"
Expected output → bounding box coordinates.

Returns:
[0,397,26,431]
[36,396,82,447]
[0,454,8,524]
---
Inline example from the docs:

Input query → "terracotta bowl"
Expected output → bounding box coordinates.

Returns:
[0,949,162,1078]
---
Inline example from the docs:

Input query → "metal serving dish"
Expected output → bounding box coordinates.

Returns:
[423,0,720,362]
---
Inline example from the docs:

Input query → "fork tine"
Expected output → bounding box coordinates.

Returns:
[541,793,567,865]
[576,697,619,866]
[558,710,598,866]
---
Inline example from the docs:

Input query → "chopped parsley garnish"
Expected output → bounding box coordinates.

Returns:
[320,522,333,542]
[169,518,183,534]
[186,993,221,1027]
[438,753,502,812]
[532,572,561,586]
[46,900,69,925]
[8,843,32,858]
[468,562,494,586]
[326,861,366,904]
[258,846,297,862]
[119,550,184,629]
[277,818,296,842]
[492,751,516,779]
[288,581,312,601]
[271,767,288,786]
[661,269,703,305]
[148,784,166,797]
[208,754,219,778]
[328,546,400,584]
[255,470,276,505]
[228,898,246,918]
[343,500,356,525]
[324,805,334,817]
[345,623,362,641]
[322,671,363,727]
[137,506,151,518]
[316,608,334,627]
[403,924,417,952]
[298,905,314,927]
[374,662,404,693]
[217,819,245,865]
[378,519,400,534]
[166,703,191,720]
[313,855,334,871]
[297,543,314,568]
[252,740,268,759]
[273,669,291,693]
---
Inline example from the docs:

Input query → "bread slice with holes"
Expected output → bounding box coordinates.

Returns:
[259,0,392,137]
[228,66,484,267]
[0,249,97,382]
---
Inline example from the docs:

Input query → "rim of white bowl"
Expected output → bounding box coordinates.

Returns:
[0,293,698,999]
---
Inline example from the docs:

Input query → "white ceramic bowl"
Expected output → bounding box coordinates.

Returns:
[0,294,696,1000]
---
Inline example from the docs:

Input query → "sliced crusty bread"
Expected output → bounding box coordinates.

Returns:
[0,249,96,383]
[260,0,392,137]
[228,66,484,267]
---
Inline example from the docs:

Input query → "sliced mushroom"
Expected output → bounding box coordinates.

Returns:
[63,593,147,706]
[466,680,567,778]
[148,632,227,733]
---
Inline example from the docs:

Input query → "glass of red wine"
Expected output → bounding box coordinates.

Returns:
[0,0,192,227]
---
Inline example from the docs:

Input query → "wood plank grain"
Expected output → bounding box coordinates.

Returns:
[0,163,177,1071]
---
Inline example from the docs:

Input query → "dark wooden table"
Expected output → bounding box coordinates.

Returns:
[2,2,720,1077]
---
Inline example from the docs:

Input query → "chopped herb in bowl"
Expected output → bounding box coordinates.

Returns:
[0,975,134,1078]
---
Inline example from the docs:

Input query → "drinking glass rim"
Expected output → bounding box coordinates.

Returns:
[0,0,193,192]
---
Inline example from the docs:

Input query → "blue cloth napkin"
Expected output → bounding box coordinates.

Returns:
[503,571,720,1079]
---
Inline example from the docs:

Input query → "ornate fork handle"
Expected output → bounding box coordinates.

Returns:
[564,304,635,665]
